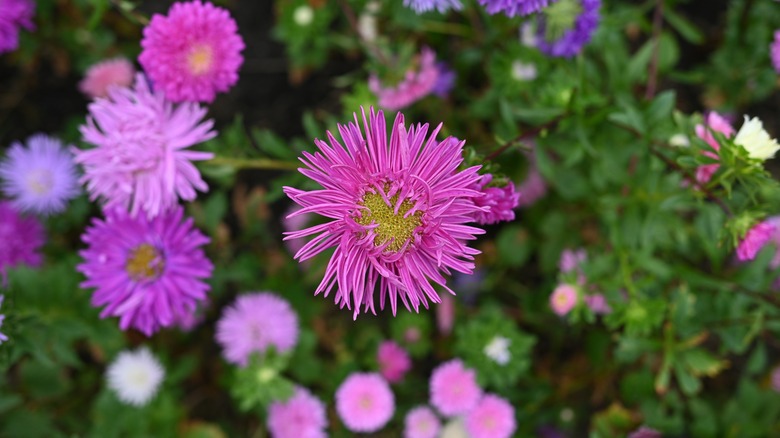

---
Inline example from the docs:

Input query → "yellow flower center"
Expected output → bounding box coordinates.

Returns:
[355,191,422,252]
[126,244,164,281]
[187,44,214,76]
[27,169,53,195]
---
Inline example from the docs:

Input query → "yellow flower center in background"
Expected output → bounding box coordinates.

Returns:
[27,169,53,195]
[126,244,164,281]
[187,45,214,76]
[356,191,422,252]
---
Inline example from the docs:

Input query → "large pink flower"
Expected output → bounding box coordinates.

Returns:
[335,372,395,433]
[267,387,327,438]
[464,394,516,438]
[284,108,484,318]
[429,359,482,417]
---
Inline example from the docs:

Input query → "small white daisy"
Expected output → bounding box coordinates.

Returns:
[483,336,511,365]
[106,347,165,406]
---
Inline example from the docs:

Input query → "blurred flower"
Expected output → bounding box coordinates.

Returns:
[377,340,412,383]
[465,394,517,438]
[479,0,555,17]
[404,0,462,13]
[358,3,379,42]
[519,22,538,47]
[216,292,299,366]
[736,221,775,261]
[517,164,547,208]
[511,60,538,81]
[734,116,780,160]
[627,426,662,438]
[558,248,586,274]
[432,62,456,98]
[584,293,611,314]
[694,112,734,184]
[75,74,215,218]
[79,58,135,99]
[537,0,601,58]
[172,299,209,332]
[292,5,314,26]
[436,293,456,334]
[139,0,244,103]
[0,0,35,54]
[282,204,314,258]
[284,108,484,318]
[78,207,213,336]
[429,359,482,417]
[335,372,395,433]
[0,134,80,215]
[267,386,327,438]
[404,406,441,438]
[369,48,440,111]
[0,201,44,284]
[106,347,165,407]
[483,335,511,365]
[0,295,7,344]
[470,174,520,225]
[668,133,690,148]
[440,418,469,438]
[771,365,780,392]
[771,30,780,73]
[550,283,578,316]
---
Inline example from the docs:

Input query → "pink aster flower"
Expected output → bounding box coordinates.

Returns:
[77,206,213,336]
[79,58,135,99]
[736,221,776,261]
[216,292,299,366]
[517,164,547,208]
[429,359,482,417]
[584,293,611,315]
[550,283,578,316]
[771,30,780,73]
[694,112,735,184]
[369,48,439,111]
[465,394,516,438]
[0,201,43,284]
[404,406,441,438]
[377,340,412,383]
[335,372,395,433]
[469,174,520,225]
[139,0,245,103]
[284,108,484,318]
[74,73,215,218]
[0,0,35,55]
[559,248,586,273]
[436,293,455,335]
[268,386,327,438]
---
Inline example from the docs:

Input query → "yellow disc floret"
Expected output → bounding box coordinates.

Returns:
[355,191,422,252]
[126,244,164,281]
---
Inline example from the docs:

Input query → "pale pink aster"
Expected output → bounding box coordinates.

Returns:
[429,359,482,417]
[736,221,775,261]
[283,108,484,318]
[79,58,135,99]
[559,248,586,273]
[335,372,395,433]
[216,292,299,366]
[139,0,244,103]
[550,283,578,316]
[584,293,611,314]
[77,207,213,336]
[74,73,216,218]
[369,48,439,111]
[0,201,43,284]
[771,31,780,73]
[694,112,735,184]
[469,174,520,225]
[0,0,35,55]
[404,406,441,438]
[436,293,455,334]
[465,394,516,438]
[517,165,547,208]
[267,387,328,438]
[377,340,412,383]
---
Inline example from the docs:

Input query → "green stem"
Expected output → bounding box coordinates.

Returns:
[206,156,299,171]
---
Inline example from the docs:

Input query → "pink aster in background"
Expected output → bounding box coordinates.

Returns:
[0,0,35,55]
[377,340,412,383]
[771,365,780,392]
[584,293,611,315]
[559,248,586,273]
[517,160,547,208]
[139,0,244,103]
[771,30,780,73]
[736,221,775,261]
[465,394,517,438]
[550,283,578,316]
[77,206,213,336]
[79,58,135,99]
[216,292,299,366]
[369,48,439,111]
[0,201,43,284]
[429,359,482,417]
[404,406,441,438]
[436,293,456,335]
[469,174,520,225]
[74,74,215,218]
[335,372,395,433]
[693,112,735,184]
[284,108,484,318]
[267,387,328,438]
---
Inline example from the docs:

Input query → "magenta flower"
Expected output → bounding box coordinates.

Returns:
[0,134,80,215]
[79,58,135,99]
[369,48,440,111]
[377,340,412,383]
[470,174,520,225]
[215,292,299,366]
[139,0,244,103]
[0,201,43,284]
[736,221,775,261]
[771,30,780,73]
[77,206,213,336]
[478,0,555,17]
[465,394,517,438]
[404,406,441,438]
[75,74,215,218]
[284,108,484,318]
[550,283,578,316]
[429,359,482,417]
[267,387,328,438]
[335,372,395,433]
[0,0,35,55]
[694,112,735,184]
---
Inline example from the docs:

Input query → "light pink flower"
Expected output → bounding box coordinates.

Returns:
[736,221,775,261]
[464,394,516,438]
[584,293,611,315]
[469,174,520,225]
[267,387,327,438]
[369,47,439,111]
[694,112,735,184]
[436,293,456,335]
[377,340,412,383]
[429,359,482,417]
[550,284,578,316]
[335,372,395,433]
[771,31,780,73]
[79,58,135,99]
[404,406,441,438]
[517,165,547,208]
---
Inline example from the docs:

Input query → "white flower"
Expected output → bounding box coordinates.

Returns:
[440,418,469,438]
[106,347,165,406]
[511,60,537,82]
[734,116,780,160]
[483,336,511,365]
[668,133,690,148]
[293,5,314,26]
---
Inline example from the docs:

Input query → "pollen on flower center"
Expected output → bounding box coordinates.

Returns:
[355,191,422,252]
[27,169,54,195]
[187,44,214,76]
[126,243,164,281]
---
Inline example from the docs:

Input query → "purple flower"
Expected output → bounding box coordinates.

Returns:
[284,108,484,318]
[537,0,601,58]
[0,201,43,284]
[736,221,775,262]
[0,0,35,55]
[628,426,662,438]
[0,134,80,215]
[215,292,299,366]
[369,48,440,111]
[74,73,216,218]
[0,295,8,343]
[558,248,586,273]
[584,293,611,314]
[771,30,780,73]
[77,206,213,336]
[377,340,412,383]
[479,0,556,17]
[469,174,520,225]
[404,0,462,13]
[267,387,328,438]
[336,372,395,433]
[432,62,456,98]
[139,0,245,103]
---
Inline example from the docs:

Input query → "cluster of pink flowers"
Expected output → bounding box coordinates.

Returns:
[556,249,612,315]
[369,47,440,111]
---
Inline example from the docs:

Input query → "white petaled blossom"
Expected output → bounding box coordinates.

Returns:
[106,347,165,407]
[293,5,314,26]
[483,336,512,365]
[511,60,537,81]
[734,116,780,160]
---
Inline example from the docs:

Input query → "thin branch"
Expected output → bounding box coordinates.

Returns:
[645,0,664,100]
[485,115,565,161]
